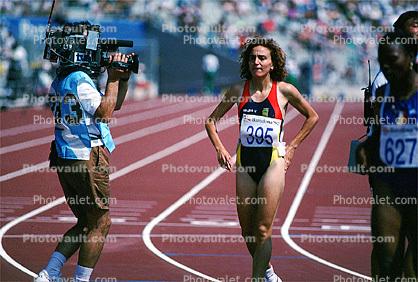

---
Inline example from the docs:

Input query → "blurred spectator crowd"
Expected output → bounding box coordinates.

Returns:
[0,22,54,108]
[1,0,416,108]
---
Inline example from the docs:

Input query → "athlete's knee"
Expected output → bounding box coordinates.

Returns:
[76,217,87,229]
[97,212,111,233]
[374,241,399,257]
[379,256,395,271]
[86,210,111,233]
[255,224,272,243]
[373,243,400,273]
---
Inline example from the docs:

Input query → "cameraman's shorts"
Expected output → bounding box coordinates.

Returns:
[49,141,111,218]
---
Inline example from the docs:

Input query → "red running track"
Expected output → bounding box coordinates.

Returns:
[0,98,373,281]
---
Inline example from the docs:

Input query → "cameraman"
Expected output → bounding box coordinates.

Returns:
[35,27,132,282]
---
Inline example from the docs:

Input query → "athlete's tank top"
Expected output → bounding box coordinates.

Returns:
[238,80,285,153]
[378,84,418,168]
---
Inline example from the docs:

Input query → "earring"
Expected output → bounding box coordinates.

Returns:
[410,62,414,70]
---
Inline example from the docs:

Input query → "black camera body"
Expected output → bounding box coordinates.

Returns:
[44,21,139,78]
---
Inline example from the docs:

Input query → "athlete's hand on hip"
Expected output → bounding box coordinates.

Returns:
[107,52,133,81]
[284,145,296,173]
[217,148,233,171]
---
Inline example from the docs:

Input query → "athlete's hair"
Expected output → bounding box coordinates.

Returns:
[378,30,417,61]
[393,10,418,32]
[239,36,288,81]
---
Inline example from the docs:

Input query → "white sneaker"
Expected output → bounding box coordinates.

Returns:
[34,270,51,282]
[266,273,283,282]
[265,265,283,282]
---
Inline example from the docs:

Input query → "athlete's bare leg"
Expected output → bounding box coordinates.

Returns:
[236,169,258,256]
[252,158,285,278]
[370,177,404,279]
[236,164,279,276]
[403,202,417,277]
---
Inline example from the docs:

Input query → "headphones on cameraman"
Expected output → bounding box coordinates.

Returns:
[43,0,139,79]
[52,21,102,78]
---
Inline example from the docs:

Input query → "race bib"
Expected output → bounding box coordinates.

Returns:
[380,124,418,168]
[240,114,285,154]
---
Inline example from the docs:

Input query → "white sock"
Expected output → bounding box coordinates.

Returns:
[265,265,276,279]
[74,264,93,282]
[44,251,66,279]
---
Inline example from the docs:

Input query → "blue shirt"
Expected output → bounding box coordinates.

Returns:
[49,71,115,160]
[380,84,418,124]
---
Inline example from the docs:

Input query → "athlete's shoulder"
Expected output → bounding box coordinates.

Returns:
[225,82,244,98]
[372,71,387,88]
[277,81,298,97]
[375,83,387,99]
[233,82,245,94]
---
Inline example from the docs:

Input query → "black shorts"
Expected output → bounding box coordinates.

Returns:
[237,144,283,184]
[369,168,418,201]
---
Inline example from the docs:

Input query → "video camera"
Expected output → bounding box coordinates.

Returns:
[43,21,139,78]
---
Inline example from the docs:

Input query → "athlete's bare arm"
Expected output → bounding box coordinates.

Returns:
[205,84,241,170]
[356,85,385,169]
[279,82,319,171]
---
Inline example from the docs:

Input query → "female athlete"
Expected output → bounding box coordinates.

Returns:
[205,37,319,280]
[357,31,417,279]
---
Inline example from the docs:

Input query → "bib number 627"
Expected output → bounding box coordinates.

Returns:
[384,137,417,166]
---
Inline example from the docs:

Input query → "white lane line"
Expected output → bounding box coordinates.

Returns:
[56,216,127,223]
[2,124,50,140]
[1,109,298,278]
[109,101,209,127]
[0,136,53,155]
[143,166,228,282]
[0,198,66,277]
[3,233,378,240]
[142,110,299,280]
[0,110,241,278]
[109,117,236,180]
[321,225,371,232]
[280,102,372,280]
[0,98,169,137]
[112,98,176,115]
[0,106,212,183]
[0,161,50,183]
[113,108,209,144]
[0,101,209,155]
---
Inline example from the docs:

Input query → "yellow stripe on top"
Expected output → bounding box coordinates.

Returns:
[270,144,286,165]
[270,146,279,165]
[236,143,242,166]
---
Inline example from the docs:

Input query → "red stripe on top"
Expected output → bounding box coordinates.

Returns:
[238,80,250,113]
[238,80,283,120]
[267,81,283,120]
